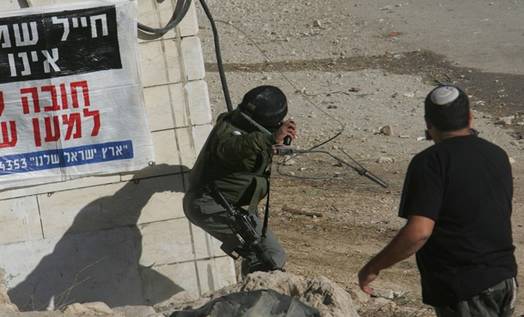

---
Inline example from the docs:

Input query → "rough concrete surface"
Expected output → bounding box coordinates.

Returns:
[1,269,19,314]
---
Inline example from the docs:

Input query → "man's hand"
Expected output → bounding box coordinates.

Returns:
[357,215,434,296]
[358,264,379,295]
[274,119,297,144]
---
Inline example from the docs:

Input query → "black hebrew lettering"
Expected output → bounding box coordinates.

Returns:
[0,5,121,84]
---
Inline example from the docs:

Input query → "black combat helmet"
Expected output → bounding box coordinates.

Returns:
[238,85,288,129]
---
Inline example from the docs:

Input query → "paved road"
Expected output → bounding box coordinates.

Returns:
[351,0,524,74]
[200,0,524,75]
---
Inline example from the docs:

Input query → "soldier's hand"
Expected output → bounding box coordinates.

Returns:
[274,119,297,144]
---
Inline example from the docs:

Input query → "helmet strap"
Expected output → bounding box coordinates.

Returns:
[239,111,273,137]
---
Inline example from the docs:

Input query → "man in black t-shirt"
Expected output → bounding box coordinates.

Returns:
[358,85,517,316]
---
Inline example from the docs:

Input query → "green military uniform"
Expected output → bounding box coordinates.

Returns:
[183,110,287,274]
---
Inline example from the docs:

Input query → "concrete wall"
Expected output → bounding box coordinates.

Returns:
[0,0,236,311]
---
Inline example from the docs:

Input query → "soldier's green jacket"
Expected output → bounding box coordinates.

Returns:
[188,110,276,211]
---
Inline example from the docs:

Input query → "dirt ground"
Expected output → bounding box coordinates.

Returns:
[197,0,524,315]
[269,162,524,316]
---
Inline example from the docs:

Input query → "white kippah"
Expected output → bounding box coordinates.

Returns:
[430,86,460,106]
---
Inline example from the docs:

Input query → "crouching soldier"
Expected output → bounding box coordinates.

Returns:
[183,86,297,275]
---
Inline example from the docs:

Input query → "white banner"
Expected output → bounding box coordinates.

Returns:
[0,0,154,189]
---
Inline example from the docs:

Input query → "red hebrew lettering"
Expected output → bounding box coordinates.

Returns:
[32,118,41,147]
[62,113,82,140]
[0,122,17,148]
[41,85,60,112]
[21,87,40,114]
[83,108,100,136]
[60,83,68,110]
[0,93,17,148]
[26,81,98,146]
[44,116,60,142]
[71,81,90,108]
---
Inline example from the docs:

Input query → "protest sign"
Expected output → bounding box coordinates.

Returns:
[0,0,154,189]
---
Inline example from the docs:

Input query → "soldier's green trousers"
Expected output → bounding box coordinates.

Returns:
[183,191,287,276]
[434,278,517,317]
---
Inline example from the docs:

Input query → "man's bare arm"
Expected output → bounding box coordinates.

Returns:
[358,215,435,294]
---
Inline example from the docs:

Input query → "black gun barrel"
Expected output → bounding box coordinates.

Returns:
[209,184,278,270]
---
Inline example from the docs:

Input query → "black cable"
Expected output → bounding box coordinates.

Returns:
[277,149,388,188]
[262,181,271,238]
[137,0,234,112]
[199,1,233,112]
[17,0,30,8]
[138,0,192,37]
[214,19,351,181]
[209,17,388,188]
[23,0,191,37]
[331,150,388,188]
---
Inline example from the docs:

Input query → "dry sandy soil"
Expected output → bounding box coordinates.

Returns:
[196,0,524,315]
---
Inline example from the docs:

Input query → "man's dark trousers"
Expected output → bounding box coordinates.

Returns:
[434,278,517,317]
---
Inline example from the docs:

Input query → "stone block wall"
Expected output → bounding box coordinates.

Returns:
[0,0,235,311]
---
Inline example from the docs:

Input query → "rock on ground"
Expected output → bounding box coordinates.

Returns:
[113,305,162,317]
[0,305,161,317]
[1,268,19,314]
[63,302,113,315]
[160,271,360,317]
[2,268,161,317]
